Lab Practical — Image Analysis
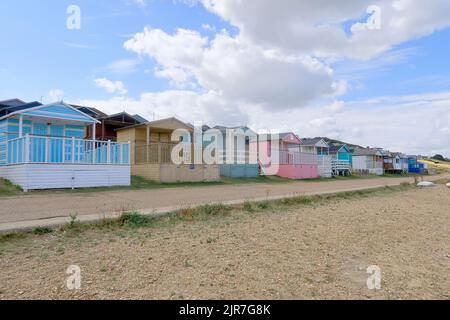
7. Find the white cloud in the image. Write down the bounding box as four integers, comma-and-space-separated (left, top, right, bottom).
48, 89, 64, 102
94, 78, 128, 95
124, 28, 340, 109
82, 0, 450, 156
202, 23, 216, 32
79, 89, 450, 157
130, 0, 147, 7
201, 0, 450, 60
105, 59, 141, 74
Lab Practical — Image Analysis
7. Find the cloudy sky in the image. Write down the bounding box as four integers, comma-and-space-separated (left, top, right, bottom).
0, 0, 449, 156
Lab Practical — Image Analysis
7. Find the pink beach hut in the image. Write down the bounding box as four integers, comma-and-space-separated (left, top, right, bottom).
257, 132, 319, 179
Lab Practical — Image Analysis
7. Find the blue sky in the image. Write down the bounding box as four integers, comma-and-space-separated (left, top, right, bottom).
0, 0, 449, 155
1, 0, 448, 102
0, 0, 221, 100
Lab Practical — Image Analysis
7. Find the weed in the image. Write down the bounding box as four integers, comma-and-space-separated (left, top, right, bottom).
194, 203, 232, 216
120, 213, 157, 228
32, 227, 53, 235
257, 201, 270, 210
68, 213, 79, 229
0, 232, 27, 243
243, 201, 254, 213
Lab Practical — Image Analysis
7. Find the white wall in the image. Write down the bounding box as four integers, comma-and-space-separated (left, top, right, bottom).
0, 164, 130, 191
353, 156, 384, 175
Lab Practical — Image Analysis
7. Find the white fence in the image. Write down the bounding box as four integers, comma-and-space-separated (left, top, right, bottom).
7, 134, 130, 165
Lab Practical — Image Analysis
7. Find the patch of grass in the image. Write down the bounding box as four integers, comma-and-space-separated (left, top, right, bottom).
120, 212, 157, 228
0, 232, 27, 243
256, 201, 270, 210
220, 175, 293, 185
32, 227, 53, 235
279, 195, 314, 206
243, 201, 255, 213
0, 179, 22, 196
0, 182, 417, 246
3, 175, 297, 198
193, 203, 233, 217
68, 213, 80, 229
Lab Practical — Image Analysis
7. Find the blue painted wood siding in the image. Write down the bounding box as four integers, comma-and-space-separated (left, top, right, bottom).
2, 119, 86, 165
21, 104, 97, 123
337, 151, 353, 165
0, 119, 7, 166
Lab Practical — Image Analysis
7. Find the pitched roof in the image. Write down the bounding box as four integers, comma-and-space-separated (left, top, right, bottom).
71, 104, 108, 119
132, 114, 148, 123
353, 148, 382, 156
212, 125, 257, 135
116, 117, 193, 132
329, 144, 349, 153
391, 152, 407, 158
380, 150, 393, 157
0, 101, 43, 116
259, 132, 301, 143
0, 98, 26, 108
300, 138, 328, 147
0, 101, 100, 123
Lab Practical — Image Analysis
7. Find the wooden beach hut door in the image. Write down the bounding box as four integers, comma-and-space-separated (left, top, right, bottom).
50, 125, 64, 163
32, 124, 47, 162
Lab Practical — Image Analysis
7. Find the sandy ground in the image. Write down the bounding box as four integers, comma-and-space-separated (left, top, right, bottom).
0, 184, 448, 300
0, 175, 447, 225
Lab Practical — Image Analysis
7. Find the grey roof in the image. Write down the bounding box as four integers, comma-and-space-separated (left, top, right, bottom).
0, 98, 26, 108
258, 132, 300, 142
300, 137, 324, 146
0, 101, 42, 116
329, 144, 346, 153
391, 152, 406, 158
353, 148, 381, 156
132, 114, 148, 123
380, 150, 393, 157
279, 132, 298, 140
71, 104, 108, 118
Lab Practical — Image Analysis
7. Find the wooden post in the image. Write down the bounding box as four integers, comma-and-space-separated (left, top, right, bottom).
24, 134, 30, 164
62, 137, 65, 163
158, 143, 162, 164
92, 123, 96, 164
107, 140, 111, 164
127, 141, 131, 164
72, 137, 75, 164
45, 137, 49, 163
18, 115, 23, 138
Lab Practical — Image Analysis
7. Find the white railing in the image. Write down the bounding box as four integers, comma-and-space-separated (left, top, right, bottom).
278, 150, 317, 165
7, 134, 130, 165
218, 150, 258, 165
332, 159, 351, 171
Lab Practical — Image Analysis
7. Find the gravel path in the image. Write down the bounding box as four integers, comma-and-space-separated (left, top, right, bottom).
1, 175, 447, 227
0, 184, 448, 300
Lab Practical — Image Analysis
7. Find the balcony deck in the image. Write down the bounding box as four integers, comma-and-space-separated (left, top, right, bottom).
0, 134, 131, 191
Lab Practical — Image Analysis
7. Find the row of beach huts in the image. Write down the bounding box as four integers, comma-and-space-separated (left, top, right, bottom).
0, 98, 427, 191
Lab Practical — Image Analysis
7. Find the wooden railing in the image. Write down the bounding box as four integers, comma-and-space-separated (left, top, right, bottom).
135, 143, 190, 164
6, 134, 130, 165
279, 150, 317, 165
331, 159, 351, 171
